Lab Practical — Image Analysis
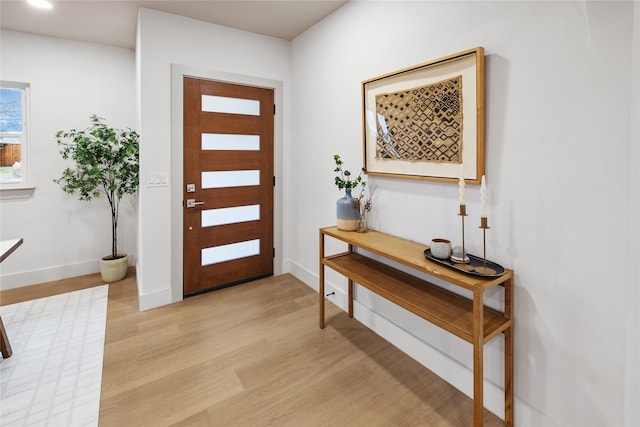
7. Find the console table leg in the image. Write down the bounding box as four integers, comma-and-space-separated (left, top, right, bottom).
504, 277, 514, 426
473, 288, 484, 427
504, 326, 514, 426
348, 279, 353, 318
319, 231, 325, 329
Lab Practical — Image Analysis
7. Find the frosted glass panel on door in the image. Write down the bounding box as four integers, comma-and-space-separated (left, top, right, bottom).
202, 170, 260, 189
202, 134, 260, 151
201, 239, 260, 266
202, 95, 260, 116
202, 205, 260, 227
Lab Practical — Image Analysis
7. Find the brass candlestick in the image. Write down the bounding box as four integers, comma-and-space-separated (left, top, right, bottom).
455, 204, 474, 271
475, 216, 496, 275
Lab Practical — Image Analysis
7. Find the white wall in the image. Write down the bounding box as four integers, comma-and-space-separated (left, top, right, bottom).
625, 3, 640, 426
289, 1, 637, 426
0, 31, 136, 289
136, 8, 291, 310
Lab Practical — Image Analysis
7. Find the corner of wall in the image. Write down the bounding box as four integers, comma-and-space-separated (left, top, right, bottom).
136, 265, 172, 312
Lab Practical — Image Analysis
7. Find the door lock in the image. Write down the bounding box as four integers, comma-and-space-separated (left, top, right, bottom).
186, 199, 205, 208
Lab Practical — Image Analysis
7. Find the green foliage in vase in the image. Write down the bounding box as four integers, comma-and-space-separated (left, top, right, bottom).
54, 115, 139, 260
333, 154, 365, 191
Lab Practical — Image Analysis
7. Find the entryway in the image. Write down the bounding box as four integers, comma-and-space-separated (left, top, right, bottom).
182, 77, 274, 295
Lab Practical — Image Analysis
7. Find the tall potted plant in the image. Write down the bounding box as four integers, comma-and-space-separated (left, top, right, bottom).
54, 115, 139, 282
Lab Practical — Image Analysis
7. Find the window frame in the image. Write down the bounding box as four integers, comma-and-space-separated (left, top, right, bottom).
0, 81, 33, 198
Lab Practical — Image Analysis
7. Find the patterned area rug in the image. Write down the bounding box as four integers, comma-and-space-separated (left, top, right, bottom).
0, 285, 108, 427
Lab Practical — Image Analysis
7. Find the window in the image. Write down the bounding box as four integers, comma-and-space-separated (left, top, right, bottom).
0, 81, 29, 185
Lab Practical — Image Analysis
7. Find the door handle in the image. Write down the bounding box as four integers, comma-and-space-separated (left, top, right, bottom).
186, 199, 205, 208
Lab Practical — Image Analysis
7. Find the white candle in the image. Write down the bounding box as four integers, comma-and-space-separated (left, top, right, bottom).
480, 175, 487, 218
458, 165, 466, 205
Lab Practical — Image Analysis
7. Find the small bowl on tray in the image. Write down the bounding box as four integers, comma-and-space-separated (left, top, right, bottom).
424, 249, 506, 277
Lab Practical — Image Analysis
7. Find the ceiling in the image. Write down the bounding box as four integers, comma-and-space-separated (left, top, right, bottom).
0, 0, 348, 49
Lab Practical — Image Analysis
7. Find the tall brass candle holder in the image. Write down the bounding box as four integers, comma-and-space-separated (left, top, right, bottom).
454, 204, 474, 271
475, 217, 496, 275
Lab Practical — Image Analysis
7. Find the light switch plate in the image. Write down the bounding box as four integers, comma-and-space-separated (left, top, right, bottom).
148, 172, 169, 187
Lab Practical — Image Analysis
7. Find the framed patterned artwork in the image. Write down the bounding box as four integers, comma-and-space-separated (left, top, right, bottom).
362, 47, 485, 184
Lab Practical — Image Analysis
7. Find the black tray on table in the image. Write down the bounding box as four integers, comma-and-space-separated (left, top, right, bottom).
424, 249, 506, 278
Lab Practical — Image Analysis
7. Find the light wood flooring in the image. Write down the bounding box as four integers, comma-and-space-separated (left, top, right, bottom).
1, 270, 503, 426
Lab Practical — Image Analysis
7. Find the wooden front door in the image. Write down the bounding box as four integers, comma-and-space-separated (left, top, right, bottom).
183, 77, 274, 296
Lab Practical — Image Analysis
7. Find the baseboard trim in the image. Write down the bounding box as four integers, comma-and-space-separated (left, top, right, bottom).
137, 264, 172, 311
283, 258, 318, 291
0, 255, 137, 290
1, 260, 99, 290
138, 288, 172, 311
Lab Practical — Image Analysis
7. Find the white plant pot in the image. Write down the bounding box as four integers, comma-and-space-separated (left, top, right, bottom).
100, 254, 129, 283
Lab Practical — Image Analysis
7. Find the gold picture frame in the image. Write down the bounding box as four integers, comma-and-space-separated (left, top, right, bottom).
362, 47, 485, 184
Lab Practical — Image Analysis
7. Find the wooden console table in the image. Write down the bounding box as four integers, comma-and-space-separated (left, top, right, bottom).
319, 227, 513, 426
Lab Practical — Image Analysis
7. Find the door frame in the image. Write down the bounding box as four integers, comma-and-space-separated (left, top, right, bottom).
170, 64, 283, 303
